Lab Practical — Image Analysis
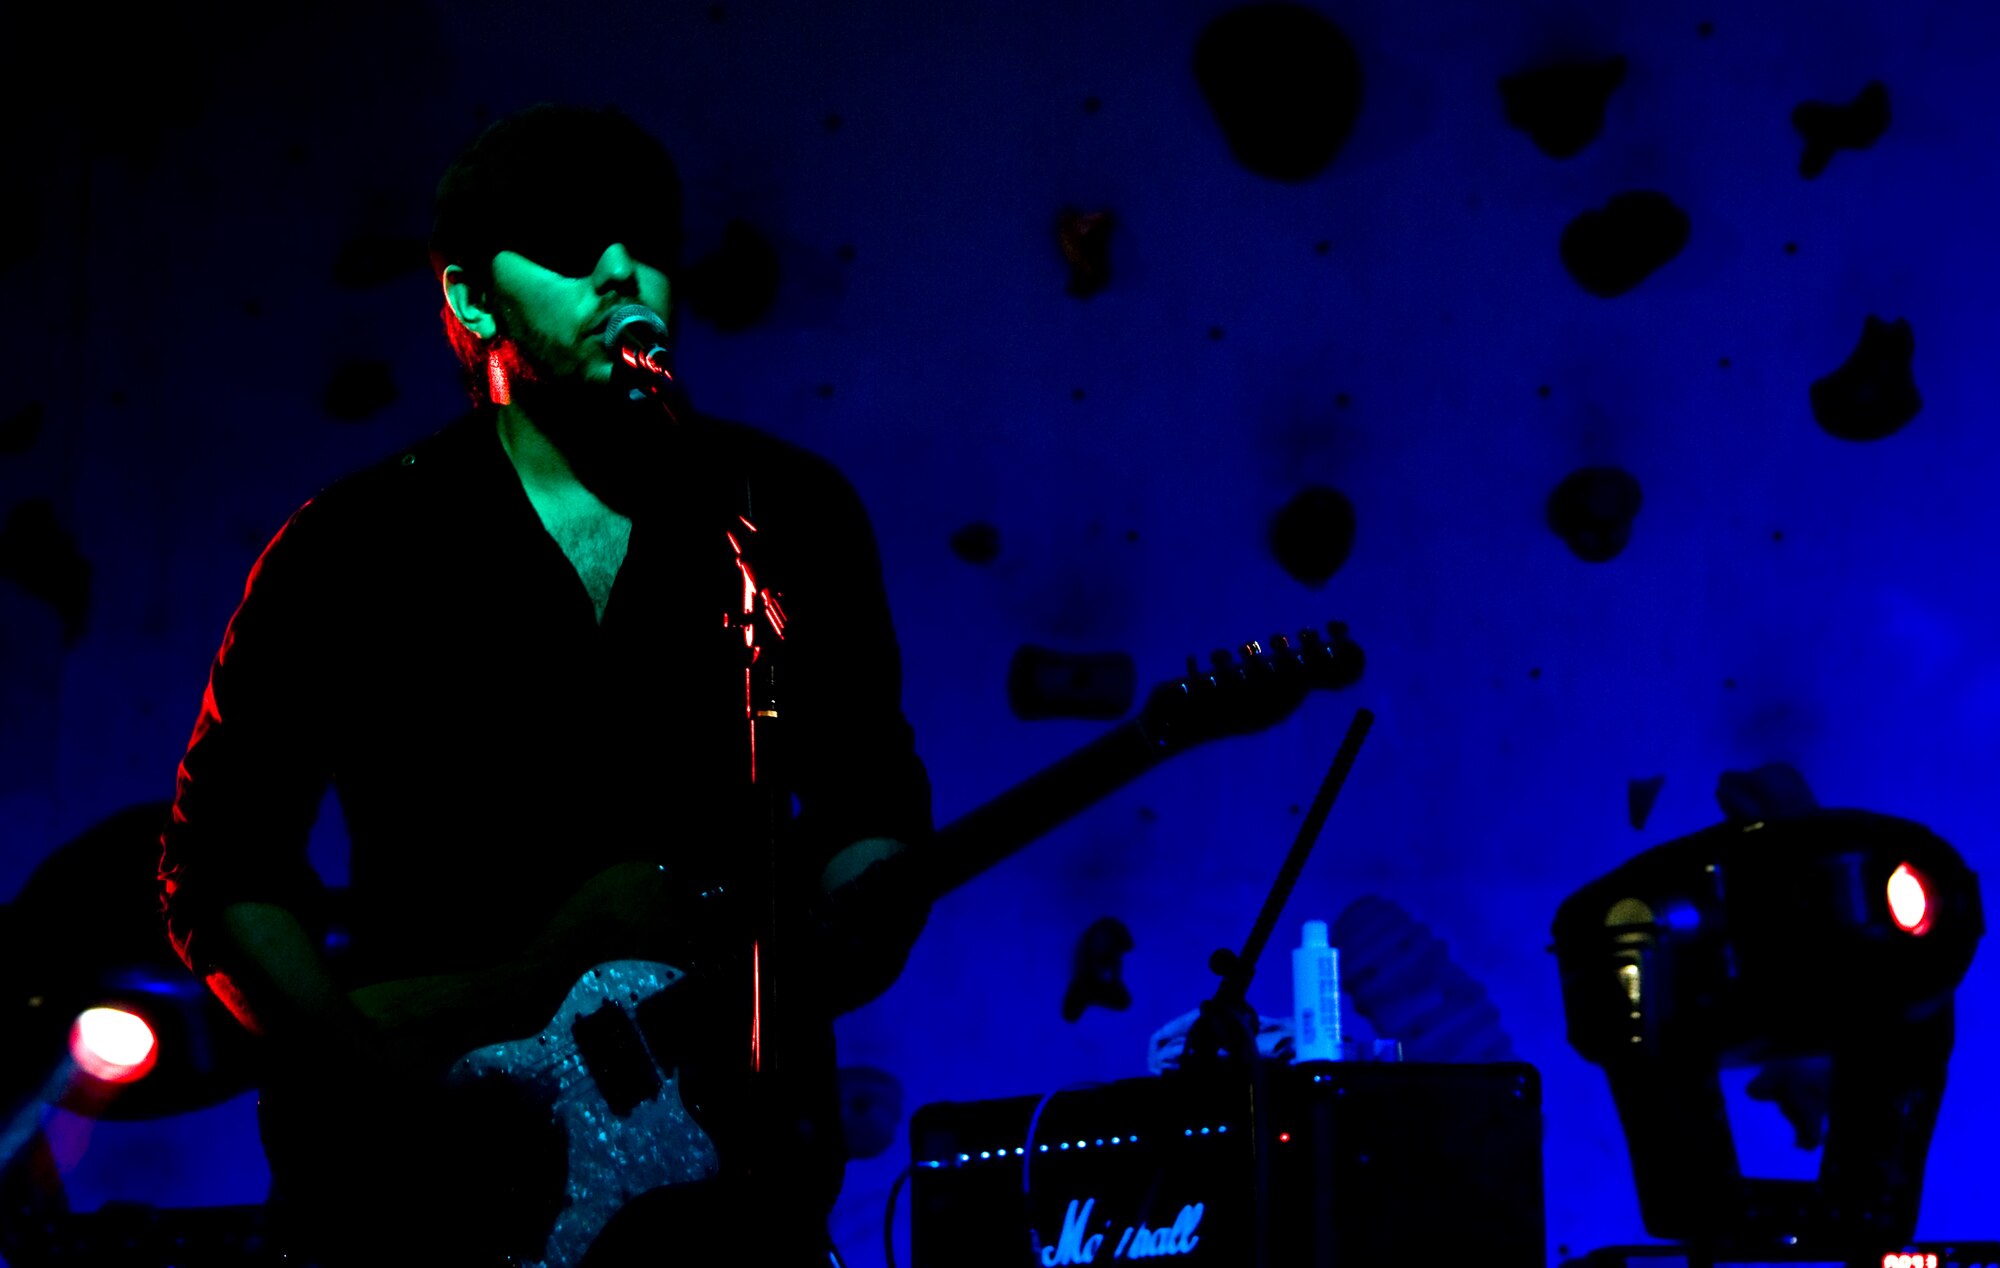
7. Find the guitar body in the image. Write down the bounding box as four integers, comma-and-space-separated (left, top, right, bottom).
447, 960, 719, 1268
264, 946, 837, 1267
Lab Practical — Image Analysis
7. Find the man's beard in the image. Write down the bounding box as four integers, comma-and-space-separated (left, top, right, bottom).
489, 302, 672, 511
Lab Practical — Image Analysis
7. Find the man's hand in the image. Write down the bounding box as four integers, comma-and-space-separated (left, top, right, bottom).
815, 837, 930, 1012
820, 837, 911, 895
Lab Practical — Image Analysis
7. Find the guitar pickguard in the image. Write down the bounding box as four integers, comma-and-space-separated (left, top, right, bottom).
449, 960, 720, 1268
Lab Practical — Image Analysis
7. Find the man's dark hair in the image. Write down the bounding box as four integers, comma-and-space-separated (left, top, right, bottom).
430, 103, 684, 403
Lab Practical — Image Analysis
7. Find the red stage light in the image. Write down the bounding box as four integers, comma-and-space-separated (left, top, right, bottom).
69, 1007, 158, 1083
1887, 862, 1931, 935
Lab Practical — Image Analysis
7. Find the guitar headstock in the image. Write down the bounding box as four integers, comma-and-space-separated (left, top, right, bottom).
1135, 621, 1364, 752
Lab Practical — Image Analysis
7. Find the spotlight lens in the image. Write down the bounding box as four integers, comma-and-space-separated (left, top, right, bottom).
69, 1007, 157, 1083
1888, 863, 1931, 935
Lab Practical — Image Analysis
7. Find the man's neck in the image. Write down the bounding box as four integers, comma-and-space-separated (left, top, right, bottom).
492, 384, 675, 519
495, 403, 584, 502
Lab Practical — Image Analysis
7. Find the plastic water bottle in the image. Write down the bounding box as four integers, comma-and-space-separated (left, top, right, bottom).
1292, 919, 1341, 1062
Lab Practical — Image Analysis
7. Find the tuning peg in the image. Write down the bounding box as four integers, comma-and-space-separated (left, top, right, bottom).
1272, 633, 1291, 649
1240, 640, 1263, 658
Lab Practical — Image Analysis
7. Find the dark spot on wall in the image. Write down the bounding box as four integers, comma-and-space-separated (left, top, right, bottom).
1083, 96, 1102, 114
1792, 81, 1889, 179
835, 1066, 902, 1161
683, 220, 780, 332
1529, 666, 1542, 680
0, 403, 44, 454
1498, 56, 1626, 159
1194, 3, 1363, 182
1810, 315, 1920, 441
816, 383, 835, 399
836, 244, 856, 263
1334, 895, 1516, 1062
1772, 529, 1784, 542
332, 233, 428, 289
1547, 466, 1642, 562
1334, 392, 1351, 409
0, 499, 91, 645
949, 522, 1000, 565
1124, 528, 1140, 543
324, 359, 398, 421
1071, 387, 1087, 402
1314, 239, 1332, 255
1269, 485, 1356, 587
1628, 775, 1666, 830
1697, 20, 1715, 37
1723, 677, 1737, 689
1208, 325, 1225, 341
823, 112, 843, 132
1716, 762, 1818, 823
244, 299, 264, 317
1008, 646, 1137, 721
1718, 356, 1731, 368
705, 3, 725, 20
1560, 192, 1689, 298
1057, 208, 1114, 298
1537, 383, 1552, 398
1062, 917, 1135, 1021
1138, 805, 1158, 822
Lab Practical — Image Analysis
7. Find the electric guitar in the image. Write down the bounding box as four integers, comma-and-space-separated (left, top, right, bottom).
309, 623, 1365, 1266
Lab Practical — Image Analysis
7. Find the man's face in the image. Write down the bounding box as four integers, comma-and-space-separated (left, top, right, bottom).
486, 242, 672, 391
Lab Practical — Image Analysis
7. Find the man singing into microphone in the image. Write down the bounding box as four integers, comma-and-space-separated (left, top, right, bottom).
157, 103, 933, 1265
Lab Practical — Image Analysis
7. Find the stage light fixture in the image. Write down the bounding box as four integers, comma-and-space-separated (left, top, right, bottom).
1888, 862, 1930, 935
1, 803, 258, 1129
1553, 809, 1982, 1254
68, 1007, 158, 1084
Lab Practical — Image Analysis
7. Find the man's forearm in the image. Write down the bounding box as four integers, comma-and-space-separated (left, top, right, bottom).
202, 901, 367, 1050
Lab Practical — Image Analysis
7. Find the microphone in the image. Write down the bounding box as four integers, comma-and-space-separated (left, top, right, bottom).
600, 304, 685, 419
600, 304, 676, 393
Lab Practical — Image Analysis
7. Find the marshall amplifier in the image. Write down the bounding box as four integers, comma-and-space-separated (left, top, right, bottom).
909, 1061, 1543, 1266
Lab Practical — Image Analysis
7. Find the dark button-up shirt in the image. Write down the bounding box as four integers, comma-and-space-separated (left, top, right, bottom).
159, 409, 931, 988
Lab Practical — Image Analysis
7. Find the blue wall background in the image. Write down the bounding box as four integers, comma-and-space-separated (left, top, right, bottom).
3, 0, 1998, 1261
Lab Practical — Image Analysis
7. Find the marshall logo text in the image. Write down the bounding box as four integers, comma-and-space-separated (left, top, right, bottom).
1037, 1197, 1206, 1265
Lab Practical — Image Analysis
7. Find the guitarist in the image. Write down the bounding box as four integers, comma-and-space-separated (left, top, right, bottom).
156, 104, 934, 1265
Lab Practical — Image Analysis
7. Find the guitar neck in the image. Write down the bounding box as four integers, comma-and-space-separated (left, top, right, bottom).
918, 720, 1168, 900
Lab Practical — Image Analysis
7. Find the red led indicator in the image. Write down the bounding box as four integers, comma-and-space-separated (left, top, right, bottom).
69, 1007, 157, 1083
1887, 863, 1931, 935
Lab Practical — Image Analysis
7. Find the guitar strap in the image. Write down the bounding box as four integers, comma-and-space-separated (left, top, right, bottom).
718, 464, 810, 1185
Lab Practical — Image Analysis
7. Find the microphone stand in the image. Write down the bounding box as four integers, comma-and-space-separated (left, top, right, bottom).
1176, 707, 1373, 1268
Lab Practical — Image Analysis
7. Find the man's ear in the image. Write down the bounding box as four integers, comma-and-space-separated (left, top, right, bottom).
442, 265, 498, 340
